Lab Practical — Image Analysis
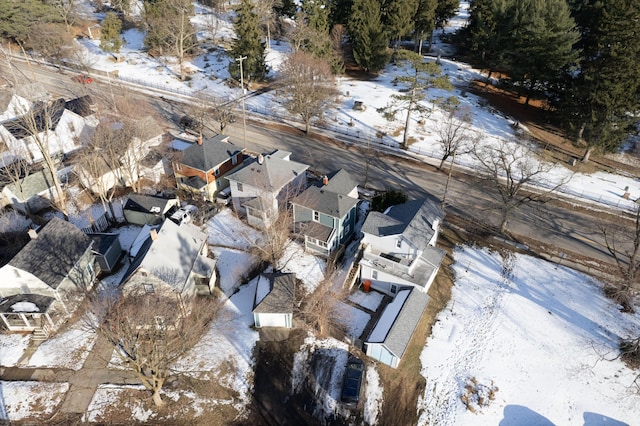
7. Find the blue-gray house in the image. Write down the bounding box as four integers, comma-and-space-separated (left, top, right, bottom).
291, 169, 359, 257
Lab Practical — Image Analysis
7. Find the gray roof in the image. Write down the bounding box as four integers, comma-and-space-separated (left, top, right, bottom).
299, 220, 334, 242
87, 233, 119, 256
225, 151, 309, 193
4, 168, 56, 200
124, 193, 178, 214
121, 219, 211, 292
9, 218, 93, 289
362, 198, 443, 249
292, 185, 358, 219
372, 289, 429, 359
323, 169, 358, 195
180, 134, 243, 172
253, 273, 296, 314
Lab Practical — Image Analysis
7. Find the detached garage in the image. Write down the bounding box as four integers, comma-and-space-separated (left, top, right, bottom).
253, 273, 296, 329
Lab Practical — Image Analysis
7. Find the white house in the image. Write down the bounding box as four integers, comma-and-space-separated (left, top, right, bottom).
253, 273, 296, 329
120, 219, 216, 313
359, 198, 446, 297
0, 218, 97, 338
225, 150, 309, 228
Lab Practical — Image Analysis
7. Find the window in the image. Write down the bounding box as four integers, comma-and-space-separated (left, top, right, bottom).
313, 211, 319, 222
144, 284, 155, 294
344, 223, 351, 237
316, 239, 327, 248
237, 182, 243, 192
396, 239, 402, 249
390, 284, 398, 294
175, 163, 182, 172
214, 168, 220, 176
372, 270, 378, 279
232, 154, 238, 165
85, 262, 94, 278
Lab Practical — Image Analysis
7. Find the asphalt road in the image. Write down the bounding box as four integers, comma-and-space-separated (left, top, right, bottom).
3, 58, 634, 270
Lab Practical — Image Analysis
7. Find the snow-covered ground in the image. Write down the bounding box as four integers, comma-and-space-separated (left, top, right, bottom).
0, 381, 69, 421
51, 0, 640, 218
417, 246, 640, 425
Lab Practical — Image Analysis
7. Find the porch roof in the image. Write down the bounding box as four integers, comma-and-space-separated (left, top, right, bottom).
0, 294, 56, 314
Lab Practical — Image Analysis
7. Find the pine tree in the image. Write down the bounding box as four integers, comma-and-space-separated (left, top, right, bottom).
100, 12, 123, 53
434, 0, 459, 31
382, 0, 418, 47
348, 0, 390, 73
507, 0, 579, 105
414, 0, 437, 54
229, 0, 268, 82
556, 0, 640, 161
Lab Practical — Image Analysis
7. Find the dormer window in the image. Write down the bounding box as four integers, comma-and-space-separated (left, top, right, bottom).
313, 211, 319, 222
237, 182, 243, 192
396, 239, 402, 249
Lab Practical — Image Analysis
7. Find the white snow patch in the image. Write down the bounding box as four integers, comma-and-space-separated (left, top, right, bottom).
0, 381, 69, 421
278, 241, 325, 294
348, 289, 385, 311
364, 364, 383, 425
335, 301, 370, 339
0, 333, 30, 367
10, 302, 39, 312
26, 318, 97, 370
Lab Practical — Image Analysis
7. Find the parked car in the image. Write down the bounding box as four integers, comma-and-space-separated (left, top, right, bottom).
341, 356, 364, 408
168, 205, 196, 225
73, 74, 93, 84
215, 186, 232, 206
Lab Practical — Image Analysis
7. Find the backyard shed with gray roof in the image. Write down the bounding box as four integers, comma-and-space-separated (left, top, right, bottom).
253, 273, 296, 328
364, 288, 429, 368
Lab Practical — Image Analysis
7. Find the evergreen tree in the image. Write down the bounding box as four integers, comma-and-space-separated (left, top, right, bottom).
382, 0, 418, 47
275, 0, 297, 18
229, 0, 268, 82
348, 0, 390, 72
298, 0, 334, 60
556, 0, 640, 161
434, 0, 459, 31
414, 0, 437, 54
0, 0, 58, 43
100, 12, 123, 54
329, 0, 353, 25
507, 0, 579, 105
302, 0, 330, 33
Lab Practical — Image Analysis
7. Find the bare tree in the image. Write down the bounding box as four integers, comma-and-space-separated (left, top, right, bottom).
89, 293, 217, 407
278, 51, 338, 134
51, 0, 79, 32
600, 204, 640, 310
12, 98, 70, 218
254, 0, 281, 48
0, 149, 34, 215
24, 23, 75, 70
472, 138, 568, 234
211, 96, 237, 134
298, 270, 348, 338
434, 106, 475, 171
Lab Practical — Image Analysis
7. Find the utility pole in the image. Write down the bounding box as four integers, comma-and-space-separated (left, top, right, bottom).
236, 56, 248, 149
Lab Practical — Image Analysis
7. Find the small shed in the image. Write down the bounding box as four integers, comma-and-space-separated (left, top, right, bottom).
123, 193, 180, 225
364, 288, 429, 368
253, 273, 296, 329
87, 232, 123, 273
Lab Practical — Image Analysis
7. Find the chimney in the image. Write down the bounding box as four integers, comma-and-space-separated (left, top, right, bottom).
150, 229, 158, 241
322, 175, 329, 186
197, 135, 203, 145
257, 154, 264, 165
28, 229, 38, 240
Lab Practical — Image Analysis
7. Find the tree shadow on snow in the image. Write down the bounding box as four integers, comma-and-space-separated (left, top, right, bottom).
499, 405, 555, 426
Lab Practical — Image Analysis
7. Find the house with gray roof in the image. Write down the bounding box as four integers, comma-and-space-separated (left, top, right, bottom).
0, 218, 97, 337
120, 219, 216, 313
0, 167, 63, 214
225, 150, 309, 228
359, 197, 445, 297
253, 272, 296, 328
291, 169, 359, 257
173, 134, 246, 201
364, 288, 428, 368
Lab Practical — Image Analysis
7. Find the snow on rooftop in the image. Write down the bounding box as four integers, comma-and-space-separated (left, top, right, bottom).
10, 302, 39, 312
417, 246, 640, 425
254, 274, 271, 307
367, 289, 411, 343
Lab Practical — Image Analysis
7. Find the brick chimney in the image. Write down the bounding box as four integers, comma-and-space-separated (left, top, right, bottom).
197, 135, 203, 145
150, 229, 158, 241
322, 175, 329, 186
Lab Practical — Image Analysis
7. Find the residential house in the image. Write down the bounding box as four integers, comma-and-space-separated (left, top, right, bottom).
359, 198, 445, 297
75, 116, 165, 193
291, 169, 359, 257
123, 193, 180, 226
253, 272, 296, 329
0, 92, 30, 122
0, 167, 64, 214
87, 232, 123, 274
357, 197, 446, 368
225, 150, 309, 228
363, 288, 428, 369
120, 219, 216, 312
173, 134, 245, 201
0, 218, 96, 337
0, 97, 97, 165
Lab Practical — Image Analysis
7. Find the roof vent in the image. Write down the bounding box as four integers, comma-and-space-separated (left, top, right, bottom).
28, 229, 38, 240
257, 154, 264, 165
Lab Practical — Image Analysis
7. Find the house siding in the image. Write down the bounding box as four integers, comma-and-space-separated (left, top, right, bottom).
365, 343, 399, 368
254, 312, 292, 328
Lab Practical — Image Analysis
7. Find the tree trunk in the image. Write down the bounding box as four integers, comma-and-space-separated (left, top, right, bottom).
581, 145, 593, 163
438, 154, 448, 171
499, 214, 508, 234
403, 92, 415, 149
152, 388, 164, 407
304, 119, 310, 134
